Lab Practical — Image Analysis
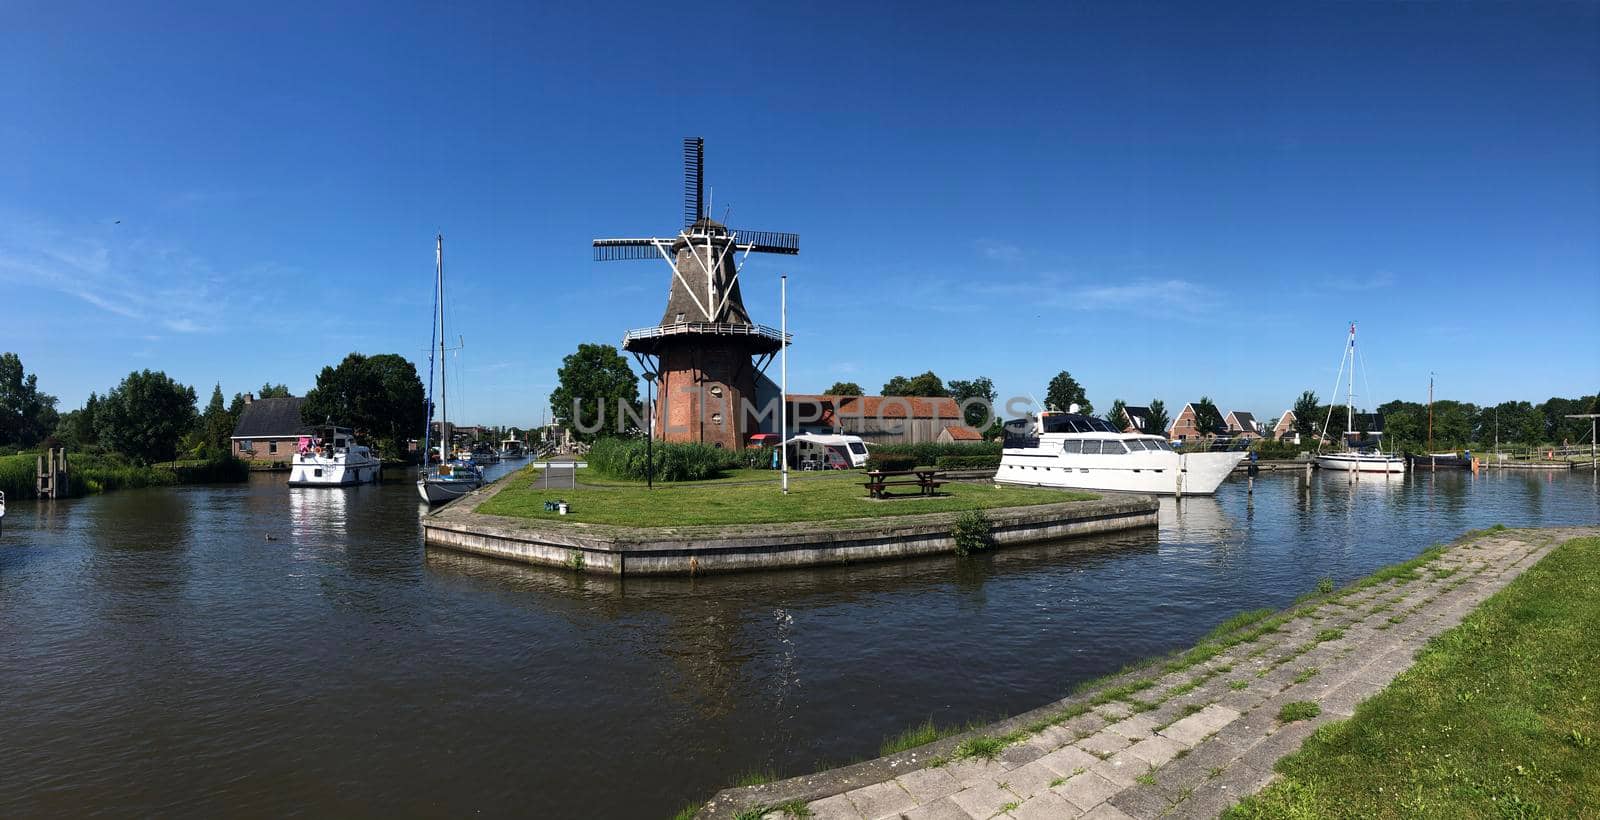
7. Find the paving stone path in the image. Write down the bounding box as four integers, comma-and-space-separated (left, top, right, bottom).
711, 526, 1598, 820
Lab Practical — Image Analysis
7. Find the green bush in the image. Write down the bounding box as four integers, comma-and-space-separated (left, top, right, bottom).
935, 454, 1002, 470
586, 437, 739, 482
1251, 439, 1313, 460
869, 441, 1000, 464
1, 452, 247, 498
951, 509, 994, 557
866, 453, 919, 472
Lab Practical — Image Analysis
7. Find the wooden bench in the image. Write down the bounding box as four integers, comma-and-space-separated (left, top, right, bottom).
863, 468, 946, 499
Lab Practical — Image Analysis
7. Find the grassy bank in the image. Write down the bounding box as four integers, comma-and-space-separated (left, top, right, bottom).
1229, 535, 1600, 818
477, 466, 1093, 527
0, 452, 249, 499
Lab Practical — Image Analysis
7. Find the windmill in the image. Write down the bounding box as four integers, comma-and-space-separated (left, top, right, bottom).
594, 138, 798, 449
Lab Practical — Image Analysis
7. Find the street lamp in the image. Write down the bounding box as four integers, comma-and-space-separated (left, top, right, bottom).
643, 371, 657, 490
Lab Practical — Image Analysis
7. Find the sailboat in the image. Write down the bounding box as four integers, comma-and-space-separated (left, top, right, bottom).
1406, 373, 1472, 470
418, 234, 485, 504
1315, 322, 1407, 474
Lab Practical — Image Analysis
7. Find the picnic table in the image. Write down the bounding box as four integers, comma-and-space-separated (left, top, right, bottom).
863, 468, 947, 499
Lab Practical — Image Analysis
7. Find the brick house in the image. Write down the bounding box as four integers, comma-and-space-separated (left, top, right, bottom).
1272, 410, 1299, 443
231, 395, 307, 469
1122, 405, 1154, 434
786, 395, 968, 444
1224, 411, 1263, 440
1168, 403, 1201, 441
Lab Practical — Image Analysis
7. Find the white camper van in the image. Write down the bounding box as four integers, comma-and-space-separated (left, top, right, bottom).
784, 433, 869, 470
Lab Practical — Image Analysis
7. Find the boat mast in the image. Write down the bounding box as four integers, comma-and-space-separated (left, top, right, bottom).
1427, 373, 1434, 453
1346, 322, 1355, 449
437, 234, 449, 465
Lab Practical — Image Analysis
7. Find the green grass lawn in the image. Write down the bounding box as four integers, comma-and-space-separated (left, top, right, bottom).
1228, 535, 1600, 819
476, 466, 1094, 527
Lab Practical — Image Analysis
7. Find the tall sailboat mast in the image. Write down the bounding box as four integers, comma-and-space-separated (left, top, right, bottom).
1346, 322, 1356, 443
1427, 373, 1434, 453
437, 234, 449, 464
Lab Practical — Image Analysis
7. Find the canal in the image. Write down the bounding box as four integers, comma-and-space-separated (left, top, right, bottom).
1, 466, 1596, 818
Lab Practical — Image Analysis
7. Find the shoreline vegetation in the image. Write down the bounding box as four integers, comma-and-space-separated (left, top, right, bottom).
0, 452, 248, 500
685, 524, 1587, 819
476, 464, 1095, 528
1228, 532, 1600, 818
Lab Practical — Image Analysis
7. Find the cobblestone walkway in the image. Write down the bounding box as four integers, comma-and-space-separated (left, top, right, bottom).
727, 526, 1597, 820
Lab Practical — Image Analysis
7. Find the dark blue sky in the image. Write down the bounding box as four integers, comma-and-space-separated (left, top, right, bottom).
4, 1, 1596, 425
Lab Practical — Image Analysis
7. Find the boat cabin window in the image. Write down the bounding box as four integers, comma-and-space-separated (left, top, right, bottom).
1062, 440, 1082, 454
1103, 440, 1128, 454
1041, 414, 1117, 434
1080, 440, 1102, 455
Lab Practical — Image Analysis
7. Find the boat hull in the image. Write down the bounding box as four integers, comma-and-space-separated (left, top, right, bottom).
418, 477, 483, 504
1405, 453, 1473, 470
995, 450, 1245, 495
287, 455, 383, 487
1316, 453, 1407, 474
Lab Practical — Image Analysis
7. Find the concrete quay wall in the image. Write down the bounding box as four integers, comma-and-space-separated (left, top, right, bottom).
421, 481, 1158, 577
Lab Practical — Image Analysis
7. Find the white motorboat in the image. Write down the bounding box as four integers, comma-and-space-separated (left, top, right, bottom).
287, 424, 381, 487
1314, 322, 1407, 475
995, 408, 1246, 495
418, 234, 485, 504
499, 438, 527, 459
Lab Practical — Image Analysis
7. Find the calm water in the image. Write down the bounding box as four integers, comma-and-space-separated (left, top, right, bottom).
1, 466, 1596, 818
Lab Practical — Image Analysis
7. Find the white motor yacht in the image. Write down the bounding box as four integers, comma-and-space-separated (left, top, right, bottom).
288, 424, 382, 487
995, 408, 1246, 495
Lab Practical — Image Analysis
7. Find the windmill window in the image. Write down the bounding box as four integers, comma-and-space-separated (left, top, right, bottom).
711, 413, 723, 425
709, 385, 723, 398
676, 313, 686, 323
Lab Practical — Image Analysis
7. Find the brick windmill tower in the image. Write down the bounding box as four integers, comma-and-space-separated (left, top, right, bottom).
594, 138, 798, 449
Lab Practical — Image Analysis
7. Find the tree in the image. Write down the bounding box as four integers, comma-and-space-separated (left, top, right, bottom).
948, 376, 998, 428
197, 384, 234, 458
549, 343, 639, 443
882, 371, 948, 397
257, 382, 292, 399
824, 381, 864, 396
1193, 396, 1225, 436
54, 393, 102, 452
1292, 391, 1320, 438
1045, 371, 1092, 414
0, 352, 59, 449
1105, 399, 1129, 431
301, 353, 426, 458
1146, 399, 1171, 437
96, 370, 198, 464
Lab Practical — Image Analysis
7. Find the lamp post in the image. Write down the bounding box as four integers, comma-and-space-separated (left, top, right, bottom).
780, 274, 789, 495
643, 371, 657, 490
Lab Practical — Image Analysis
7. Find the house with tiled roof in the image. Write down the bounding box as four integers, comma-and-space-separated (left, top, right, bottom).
1169, 403, 1201, 441
230, 394, 308, 468
1225, 411, 1263, 440
1121, 405, 1154, 434
937, 424, 985, 443
785, 394, 969, 444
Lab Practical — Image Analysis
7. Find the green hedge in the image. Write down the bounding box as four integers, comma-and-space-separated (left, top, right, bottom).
866, 453, 921, 472
868, 441, 1000, 463
935, 454, 1002, 470
586, 437, 740, 482
1251, 439, 1314, 460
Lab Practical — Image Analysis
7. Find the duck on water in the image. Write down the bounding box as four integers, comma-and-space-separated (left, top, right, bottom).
995, 406, 1246, 495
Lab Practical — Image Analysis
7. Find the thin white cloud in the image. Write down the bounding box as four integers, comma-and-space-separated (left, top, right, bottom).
976, 239, 1023, 263
0, 219, 254, 334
